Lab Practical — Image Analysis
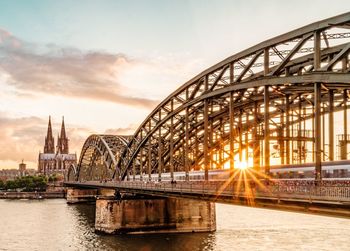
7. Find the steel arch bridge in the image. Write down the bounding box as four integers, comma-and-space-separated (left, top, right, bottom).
68, 135, 131, 181
70, 13, 350, 183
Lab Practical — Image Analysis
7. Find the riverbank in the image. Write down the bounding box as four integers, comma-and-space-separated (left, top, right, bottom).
0, 191, 65, 199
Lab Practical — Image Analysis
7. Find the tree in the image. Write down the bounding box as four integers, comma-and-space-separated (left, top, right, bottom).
5, 180, 16, 190
3, 176, 48, 191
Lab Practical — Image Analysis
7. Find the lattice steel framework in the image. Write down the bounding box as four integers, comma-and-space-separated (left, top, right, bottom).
72, 13, 350, 183
66, 164, 77, 181
114, 13, 350, 183
71, 135, 131, 181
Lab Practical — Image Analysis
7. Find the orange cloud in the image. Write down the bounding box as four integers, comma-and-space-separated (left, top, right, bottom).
0, 28, 159, 108
104, 124, 138, 135
0, 112, 141, 169
0, 113, 94, 169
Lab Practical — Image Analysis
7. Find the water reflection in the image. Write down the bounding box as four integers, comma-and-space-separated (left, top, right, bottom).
69, 202, 215, 251
0, 199, 349, 251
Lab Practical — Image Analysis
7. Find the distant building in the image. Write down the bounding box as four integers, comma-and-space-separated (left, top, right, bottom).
0, 169, 21, 181
19, 160, 26, 177
0, 160, 36, 181
38, 116, 77, 176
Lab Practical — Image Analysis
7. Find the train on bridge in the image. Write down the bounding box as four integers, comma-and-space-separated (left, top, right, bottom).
133, 160, 350, 182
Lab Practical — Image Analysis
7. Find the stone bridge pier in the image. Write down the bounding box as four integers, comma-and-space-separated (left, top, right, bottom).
66, 187, 97, 203
66, 187, 115, 203
66, 188, 216, 234
95, 195, 216, 234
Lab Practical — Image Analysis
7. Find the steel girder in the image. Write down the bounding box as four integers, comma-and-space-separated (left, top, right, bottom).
66, 164, 77, 181
114, 13, 350, 182
75, 135, 131, 181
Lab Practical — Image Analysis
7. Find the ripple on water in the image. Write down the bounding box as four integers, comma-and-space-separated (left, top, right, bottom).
0, 200, 349, 251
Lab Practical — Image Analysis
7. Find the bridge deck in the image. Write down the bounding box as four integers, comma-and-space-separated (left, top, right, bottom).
65, 181, 350, 207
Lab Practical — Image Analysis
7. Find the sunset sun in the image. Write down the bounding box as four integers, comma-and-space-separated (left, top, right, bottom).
235, 160, 249, 170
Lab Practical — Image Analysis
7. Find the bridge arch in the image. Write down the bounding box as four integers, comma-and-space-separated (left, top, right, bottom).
75, 135, 130, 182
66, 164, 77, 181
115, 12, 350, 182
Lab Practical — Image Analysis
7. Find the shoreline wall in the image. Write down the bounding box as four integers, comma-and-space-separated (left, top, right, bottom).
0, 191, 65, 199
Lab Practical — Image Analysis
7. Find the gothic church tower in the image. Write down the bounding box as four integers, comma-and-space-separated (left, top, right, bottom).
44, 116, 55, 153
38, 116, 76, 175
57, 117, 69, 154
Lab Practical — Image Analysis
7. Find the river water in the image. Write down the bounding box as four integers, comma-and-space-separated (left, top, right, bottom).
0, 199, 349, 251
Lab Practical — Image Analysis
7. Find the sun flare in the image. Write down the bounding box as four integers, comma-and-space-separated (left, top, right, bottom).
235, 160, 249, 170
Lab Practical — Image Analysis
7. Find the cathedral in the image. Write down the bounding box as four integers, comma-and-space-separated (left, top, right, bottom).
38, 116, 77, 176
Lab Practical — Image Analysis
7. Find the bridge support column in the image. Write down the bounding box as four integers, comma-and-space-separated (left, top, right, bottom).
314, 82, 322, 182
95, 196, 216, 234
98, 188, 116, 196
66, 188, 97, 204
264, 85, 270, 174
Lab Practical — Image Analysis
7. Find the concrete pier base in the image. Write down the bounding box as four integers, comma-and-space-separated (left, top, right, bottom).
66, 188, 97, 204
97, 189, 116, 197
95, 196, 216, 234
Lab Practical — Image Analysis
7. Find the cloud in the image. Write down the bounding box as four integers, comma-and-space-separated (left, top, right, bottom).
0, 113, 139, 169
0, 114, 47, 166
104, 124, 138, 135
0, 28, 159, 108
0, 113, 94, 169
0, 29, 206, 169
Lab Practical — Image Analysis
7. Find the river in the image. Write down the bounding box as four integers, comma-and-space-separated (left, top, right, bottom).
0, 199, 349, 251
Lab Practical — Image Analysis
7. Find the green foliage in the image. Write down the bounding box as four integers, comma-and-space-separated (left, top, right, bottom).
0, 180, 4, 189
3, 176, 48, 191
48, 174, 59, 183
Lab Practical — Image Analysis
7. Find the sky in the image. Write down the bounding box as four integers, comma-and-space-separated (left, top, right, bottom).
0, 0, 349, 169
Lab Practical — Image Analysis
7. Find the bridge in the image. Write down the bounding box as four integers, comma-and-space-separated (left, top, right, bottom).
65, 13, 350, 234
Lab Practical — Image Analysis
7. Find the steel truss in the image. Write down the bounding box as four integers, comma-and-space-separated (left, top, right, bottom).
71, 135, 130, 181
72, 13, 350, 183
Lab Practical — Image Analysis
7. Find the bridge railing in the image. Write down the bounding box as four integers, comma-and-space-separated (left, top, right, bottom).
100, 180, 350, 202
269, 184, 350, 200
68, 179, 350, 202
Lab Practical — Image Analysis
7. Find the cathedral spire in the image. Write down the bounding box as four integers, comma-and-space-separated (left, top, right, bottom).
47, 116, 53, 137
58, 116, 69, 154
56, 133, 60, 154
60, 116, 67, 140
44, 116, 55, 153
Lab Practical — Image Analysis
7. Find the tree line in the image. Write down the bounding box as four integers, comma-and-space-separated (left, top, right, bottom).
0, 175, 58, 191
